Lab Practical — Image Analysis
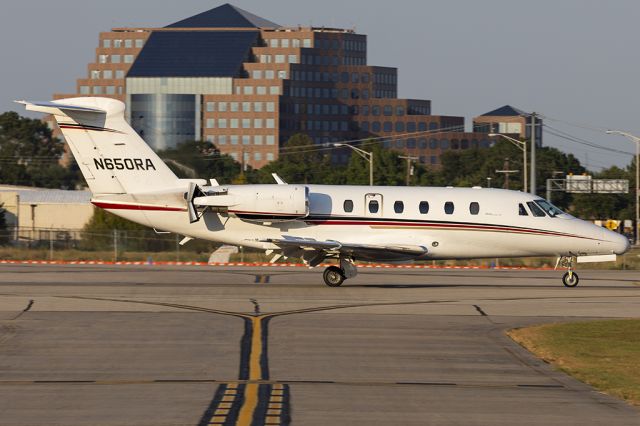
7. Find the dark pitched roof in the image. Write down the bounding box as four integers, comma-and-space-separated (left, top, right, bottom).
481, 105, 528, 117
165, 3, 279, 29
127, 31, 259, 78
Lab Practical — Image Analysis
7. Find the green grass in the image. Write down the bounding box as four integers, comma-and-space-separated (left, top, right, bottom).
508, 319, 640, 406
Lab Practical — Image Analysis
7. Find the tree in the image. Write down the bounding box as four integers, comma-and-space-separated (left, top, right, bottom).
0, 203, 9, 246
0, 112, 81, 189
258, 134, 335, 184
156, 140, 243, 184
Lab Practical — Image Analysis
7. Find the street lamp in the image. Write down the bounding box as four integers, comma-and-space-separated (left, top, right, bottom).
605, 130, 640, 246
489, 133, 528, 192
333, 143, 374, 186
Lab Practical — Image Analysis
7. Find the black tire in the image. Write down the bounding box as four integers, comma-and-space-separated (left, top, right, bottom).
562, 271, 579, 287
323, 266, 345, 287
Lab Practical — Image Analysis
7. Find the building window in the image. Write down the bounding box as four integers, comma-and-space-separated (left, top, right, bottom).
124, 39, 133, 48
260, 55, 272, 63
242, 119, 251, 129
270, 39, 279, 48
267, 153, 275, 161
230, 102, 239, 112
394, 201, 404, 214
469, 202, 480, 215
231, 135, 239, 145
252, 70, 262, 79
79, 86, 90, 94
254, 102, 263, 112
92, 86, 102, 94
206, 102, 215, 112
266, 135, 275, 145
265, 70, 275, 79
270, 86, 280, 95
230, 119, 239, 129
111, 55, 121, 63
407, 122, 416, 132
124, 55, 134, 63
288, 55, 298, 64
292, 39, 300, 47
243, 86, 254, 95
303, 39, 312, 48
105, 86, 115, 95
115, 70, 125, 79
218, 119, 227, 128
266, 119, 275, 128
419, 201, 429, 214
343, 200, 354, 213
113, 39, 122, 48
372, 106, 380, 116
372, 121, 381, 132
383, 105, 393, 116
230, 152, 238, 160
396, 106, 405, 116
242, 135, 251, 145
99, 55, 108, 64
383, 122, 392, 132
444, 202, 455, 214
257, 86, 267, 95
254, 119, 263, 128
135, 39, 144, 48
206, 119, 215, 129
278, 70, 288, 79
254, 152, 262, 161
440, 139, 449, 149
103, 70, 113, 79
266, 102, 275, 112
254, 135, 263, 145
218, 135, 227, 145
395, 122, 405, 132
275, 55, 285, 63
217, 102, 227, 112
102, 39, 111, 48
91, 70, 100, 79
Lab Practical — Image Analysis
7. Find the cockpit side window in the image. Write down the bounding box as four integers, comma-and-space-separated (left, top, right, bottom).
526, 201, 546, 217
518, 203, 528, 216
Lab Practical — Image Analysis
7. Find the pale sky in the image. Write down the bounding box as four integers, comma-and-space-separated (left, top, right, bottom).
1, 0, 638, 171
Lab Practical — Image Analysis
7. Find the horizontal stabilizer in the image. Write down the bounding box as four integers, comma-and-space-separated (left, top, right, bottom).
15, 100, 106, 117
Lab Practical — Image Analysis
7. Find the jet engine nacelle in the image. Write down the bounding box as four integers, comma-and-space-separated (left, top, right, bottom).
190, 184, 309, 223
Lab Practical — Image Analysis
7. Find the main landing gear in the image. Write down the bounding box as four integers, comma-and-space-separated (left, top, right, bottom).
322, 257, 358, 287
557, 256, 579, 287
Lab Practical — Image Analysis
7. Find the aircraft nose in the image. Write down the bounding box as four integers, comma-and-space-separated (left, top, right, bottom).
603, 228, 631, 255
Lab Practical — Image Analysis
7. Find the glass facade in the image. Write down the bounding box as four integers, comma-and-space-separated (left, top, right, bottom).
130, 94, 196, 151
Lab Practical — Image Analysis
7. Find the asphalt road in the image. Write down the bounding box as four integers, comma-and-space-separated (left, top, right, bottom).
0, 264, 638, 425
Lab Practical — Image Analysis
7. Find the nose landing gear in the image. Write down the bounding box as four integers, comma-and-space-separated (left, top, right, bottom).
557, 256, 579, 287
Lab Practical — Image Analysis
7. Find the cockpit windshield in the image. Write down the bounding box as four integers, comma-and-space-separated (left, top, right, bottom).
534, 199, 565, 217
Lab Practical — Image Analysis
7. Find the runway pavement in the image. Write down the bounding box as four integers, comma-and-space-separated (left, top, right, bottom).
0, 264, 638, 425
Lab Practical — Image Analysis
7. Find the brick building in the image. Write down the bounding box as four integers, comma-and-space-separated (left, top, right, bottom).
54, 3, 495, 168
473, 105, 543, 147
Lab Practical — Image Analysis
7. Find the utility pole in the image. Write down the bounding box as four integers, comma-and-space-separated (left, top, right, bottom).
399, 155, 418, 186
530, 112, 537, 195
495, 158, 519, 190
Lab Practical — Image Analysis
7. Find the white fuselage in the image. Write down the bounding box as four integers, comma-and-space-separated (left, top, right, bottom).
93, 184, 630, 261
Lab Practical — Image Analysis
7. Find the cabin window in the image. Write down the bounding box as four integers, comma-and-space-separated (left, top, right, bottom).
535, 199, 564, 217
444, 202, 455, 214
368, 200, 379, 214
519, 203, 529, 216
469, 202, 479, 215
526, 201, 546, 217
394, 201, 404, 214
343, 200, 354, 213
419, 201, 429, 214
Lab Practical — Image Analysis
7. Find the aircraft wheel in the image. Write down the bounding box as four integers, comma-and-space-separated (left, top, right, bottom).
323, 266, 345, 287
562, 271, 579, 287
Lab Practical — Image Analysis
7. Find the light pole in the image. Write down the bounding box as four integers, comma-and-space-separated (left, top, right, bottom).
333, 143, 374, 186
489, 133, 528, 192
606, 130, 640, 246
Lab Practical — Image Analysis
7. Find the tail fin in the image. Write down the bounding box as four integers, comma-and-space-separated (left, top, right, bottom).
17, 97, 179, 195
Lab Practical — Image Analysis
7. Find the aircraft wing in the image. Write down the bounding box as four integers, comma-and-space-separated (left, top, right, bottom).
261, 237, 428, 266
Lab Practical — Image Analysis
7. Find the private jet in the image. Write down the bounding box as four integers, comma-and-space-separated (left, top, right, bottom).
18, 98, 631, 287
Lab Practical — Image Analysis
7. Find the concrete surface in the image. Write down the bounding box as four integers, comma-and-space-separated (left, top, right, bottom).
0, 264, 638, 425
